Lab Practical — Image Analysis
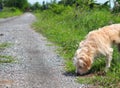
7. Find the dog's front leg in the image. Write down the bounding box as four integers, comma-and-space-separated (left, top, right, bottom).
105, 48, 113, 72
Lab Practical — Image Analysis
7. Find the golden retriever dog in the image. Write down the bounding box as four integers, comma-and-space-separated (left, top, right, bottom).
73, 24, 120, 75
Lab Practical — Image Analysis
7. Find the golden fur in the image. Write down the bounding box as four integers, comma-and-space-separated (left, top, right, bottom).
73, 24, 120, 75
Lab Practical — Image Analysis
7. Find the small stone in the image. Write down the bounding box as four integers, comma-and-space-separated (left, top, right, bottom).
0, 33, 4, 36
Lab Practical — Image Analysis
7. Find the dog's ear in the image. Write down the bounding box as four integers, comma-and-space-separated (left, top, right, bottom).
77, 59, 84, 68
82, 57, 91, 70
77, 57, 84, 66
87, 58, 91, 69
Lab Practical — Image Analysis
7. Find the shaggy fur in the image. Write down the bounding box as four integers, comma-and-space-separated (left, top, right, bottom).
73, 24, 120, 75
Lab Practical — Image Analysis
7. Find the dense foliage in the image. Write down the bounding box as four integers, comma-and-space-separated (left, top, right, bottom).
0, 0, 29, 11
0, 7, 22, 18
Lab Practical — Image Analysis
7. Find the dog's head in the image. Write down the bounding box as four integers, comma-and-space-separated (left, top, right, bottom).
73, 49, 92, 75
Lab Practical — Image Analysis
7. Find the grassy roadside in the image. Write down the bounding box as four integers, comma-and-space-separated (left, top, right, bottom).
0, 7, 21, 63
33, 8, 120, 87
0, 7, 22, 18
0, 43, 14, 63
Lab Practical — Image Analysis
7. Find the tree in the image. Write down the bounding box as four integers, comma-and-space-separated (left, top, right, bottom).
31, 2, 41, 11
112, 0, 120, 13
3, 0, 29, 11
60, 0, 76, 6
75, 0, 95, 9
0, 0, 3, 10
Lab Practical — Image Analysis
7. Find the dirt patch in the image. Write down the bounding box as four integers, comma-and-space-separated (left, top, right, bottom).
0, 80, 14, 85
79, 71, 106, 78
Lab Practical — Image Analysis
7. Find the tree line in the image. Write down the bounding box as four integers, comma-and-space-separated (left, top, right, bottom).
0, 0, 120, 12
31, 0, 120, 13
0, 0, 29, 11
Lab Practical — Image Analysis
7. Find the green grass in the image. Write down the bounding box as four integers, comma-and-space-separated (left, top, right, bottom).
0, 55, 15, 63
0, 7, 22, 18
0, 42, 11, 50
33, 8, 120, 87
0, 42, 15, 63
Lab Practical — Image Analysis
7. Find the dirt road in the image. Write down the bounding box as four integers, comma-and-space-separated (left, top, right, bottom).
0, 13, 85, 88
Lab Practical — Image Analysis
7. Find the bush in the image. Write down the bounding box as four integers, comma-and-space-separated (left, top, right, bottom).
50, 4, 65, 14
0, 7, 22, 18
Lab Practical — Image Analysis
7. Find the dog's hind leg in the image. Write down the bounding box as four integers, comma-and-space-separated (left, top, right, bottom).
105, 48, 113, 72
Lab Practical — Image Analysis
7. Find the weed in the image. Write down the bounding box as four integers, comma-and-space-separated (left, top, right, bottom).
0, 42, 11, 50
0, 55, 15, 63
0, 42, 15, 63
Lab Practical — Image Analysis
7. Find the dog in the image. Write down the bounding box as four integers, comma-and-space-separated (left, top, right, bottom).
73, 24, 120, 75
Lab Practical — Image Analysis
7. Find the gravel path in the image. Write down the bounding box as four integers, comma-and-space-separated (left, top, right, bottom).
0, 13, 87, 88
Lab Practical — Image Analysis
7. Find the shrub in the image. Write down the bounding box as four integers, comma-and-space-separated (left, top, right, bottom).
50, 4, 65, 14
0, 7, 22, 18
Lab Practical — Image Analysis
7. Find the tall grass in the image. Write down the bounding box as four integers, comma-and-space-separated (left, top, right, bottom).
0, 7, 22, 18
33, 7, 120, 87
